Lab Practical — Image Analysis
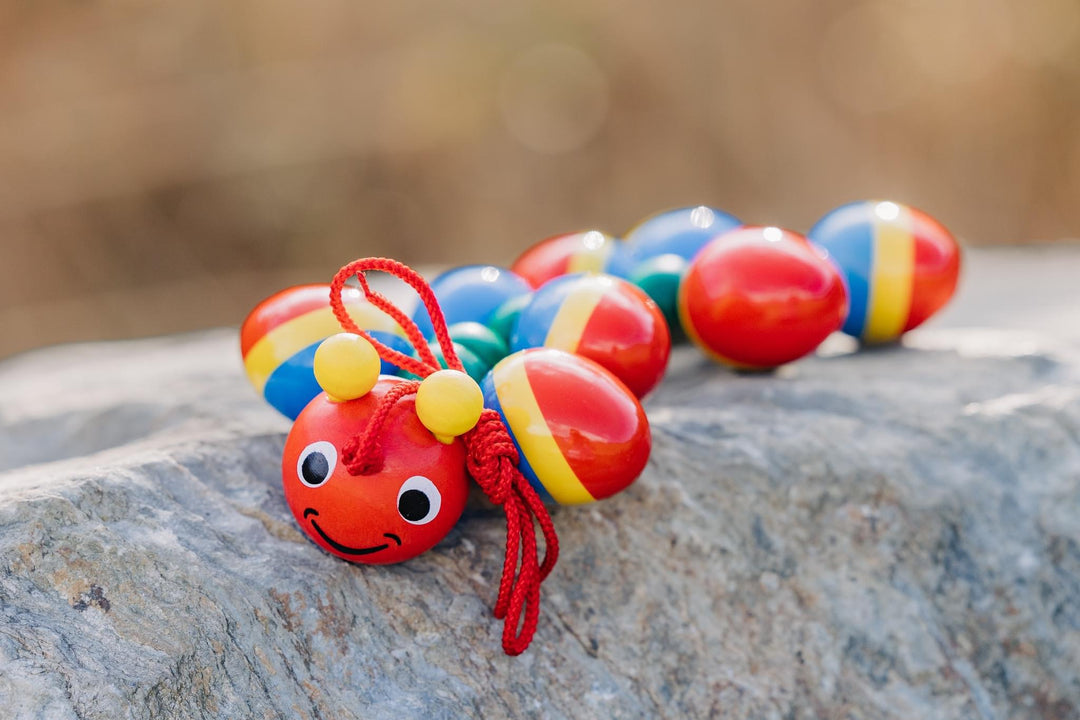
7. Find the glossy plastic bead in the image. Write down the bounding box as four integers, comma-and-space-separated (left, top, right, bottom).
624, 205, 742, 263
679, 226, 848, 369
512, 273, 670, 398
511, 230, 633, 288
447, 322, 509, 368
486, 294, 532, 345
412, 265, 533, 339
627, 253, 688, 342
313, 333, 381, 401
283, 377, 469, 564
481, 348, 651, 505
415, 369, 484, 443
808, 200, 961, 344
241, 284, 412, 419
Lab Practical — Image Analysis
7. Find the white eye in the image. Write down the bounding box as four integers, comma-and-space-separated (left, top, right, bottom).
396, 476, 442, 525
297, 441, 337, 488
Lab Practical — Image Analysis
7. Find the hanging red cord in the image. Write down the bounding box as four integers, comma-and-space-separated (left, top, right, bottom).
328, 258, 559, 656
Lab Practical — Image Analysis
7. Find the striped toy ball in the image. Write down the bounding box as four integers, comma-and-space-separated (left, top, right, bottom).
511, 230, 633, 288
808, 200, 961, 343
511, 273, 671, 398
241, 284, 411, 419
624, 205, 742, 264
482, 348, 651, 505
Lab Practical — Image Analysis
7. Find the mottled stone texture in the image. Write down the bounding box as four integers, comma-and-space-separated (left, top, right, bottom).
1, 328, 1078, 719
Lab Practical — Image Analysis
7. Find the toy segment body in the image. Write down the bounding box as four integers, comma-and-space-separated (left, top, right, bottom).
808, 200, 961, 343
624, 205, 742, 263
678, 227, 848, 369
242, 284, 410, 419
627, 254, 689, 341
512, 231, 632, 288
512, 274, 671, 398
482, 348, 651, 505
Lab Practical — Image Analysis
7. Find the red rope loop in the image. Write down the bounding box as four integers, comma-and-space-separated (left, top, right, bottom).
328, 258, 457, 477
328, 258, 462, 377
464, 410, 560, 655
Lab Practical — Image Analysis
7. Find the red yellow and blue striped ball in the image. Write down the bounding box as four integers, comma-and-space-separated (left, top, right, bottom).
481, 348, 651, 505
241, 284, 411, 419
511, 273, 671, 398
808, 201, 962, 344
511, 230, 633, 289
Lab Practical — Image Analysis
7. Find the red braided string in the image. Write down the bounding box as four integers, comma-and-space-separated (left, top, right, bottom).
340, 380, 420, 475
465, 410, 559, 655
326, 256, 559, 656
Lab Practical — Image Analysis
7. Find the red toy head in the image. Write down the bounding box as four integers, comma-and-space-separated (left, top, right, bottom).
283, 377, 469, 565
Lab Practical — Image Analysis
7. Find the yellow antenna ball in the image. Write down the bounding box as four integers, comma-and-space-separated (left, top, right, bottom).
415, 369, 484, 444
313, 333, 381, 402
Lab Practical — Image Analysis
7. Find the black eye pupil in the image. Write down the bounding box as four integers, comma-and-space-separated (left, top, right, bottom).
398, 489, 431, 521
301, 452, 329, 485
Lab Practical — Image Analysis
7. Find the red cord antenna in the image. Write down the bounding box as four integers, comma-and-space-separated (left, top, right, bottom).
328, 258, 559, 655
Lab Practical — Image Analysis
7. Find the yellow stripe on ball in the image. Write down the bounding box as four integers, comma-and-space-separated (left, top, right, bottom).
416, 369, 484, 444
313, 333, 381, 402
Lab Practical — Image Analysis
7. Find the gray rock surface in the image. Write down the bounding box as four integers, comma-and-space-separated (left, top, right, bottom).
2, 255, 1080, 719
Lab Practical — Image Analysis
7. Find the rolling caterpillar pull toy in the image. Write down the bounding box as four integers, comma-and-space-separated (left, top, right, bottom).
243, 202, 958, 654
251, 257, 652, 655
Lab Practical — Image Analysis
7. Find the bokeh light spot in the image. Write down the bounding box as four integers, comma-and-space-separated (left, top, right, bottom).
499, 44, 610, 154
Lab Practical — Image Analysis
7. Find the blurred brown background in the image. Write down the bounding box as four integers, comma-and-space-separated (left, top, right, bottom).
2, 0, 1079, 358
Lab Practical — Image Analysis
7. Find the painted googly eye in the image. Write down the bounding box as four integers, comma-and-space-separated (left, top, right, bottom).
396, 475, 442, 525
297, 441, 337, 488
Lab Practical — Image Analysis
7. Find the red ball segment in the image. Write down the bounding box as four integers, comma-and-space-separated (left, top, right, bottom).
678, 226, 848, 369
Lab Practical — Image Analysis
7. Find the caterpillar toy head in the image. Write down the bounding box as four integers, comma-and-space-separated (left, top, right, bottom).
279, 314, 486, 564
283, 375, 469, 565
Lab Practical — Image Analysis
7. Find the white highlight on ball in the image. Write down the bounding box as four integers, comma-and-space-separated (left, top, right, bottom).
582, 230, 605, 250
875, 201, 901, 221
762, 226, 784, 243
690, 206, 716, 229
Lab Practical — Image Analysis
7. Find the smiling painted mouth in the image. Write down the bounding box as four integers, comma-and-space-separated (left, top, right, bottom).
302, 508, 402, 556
